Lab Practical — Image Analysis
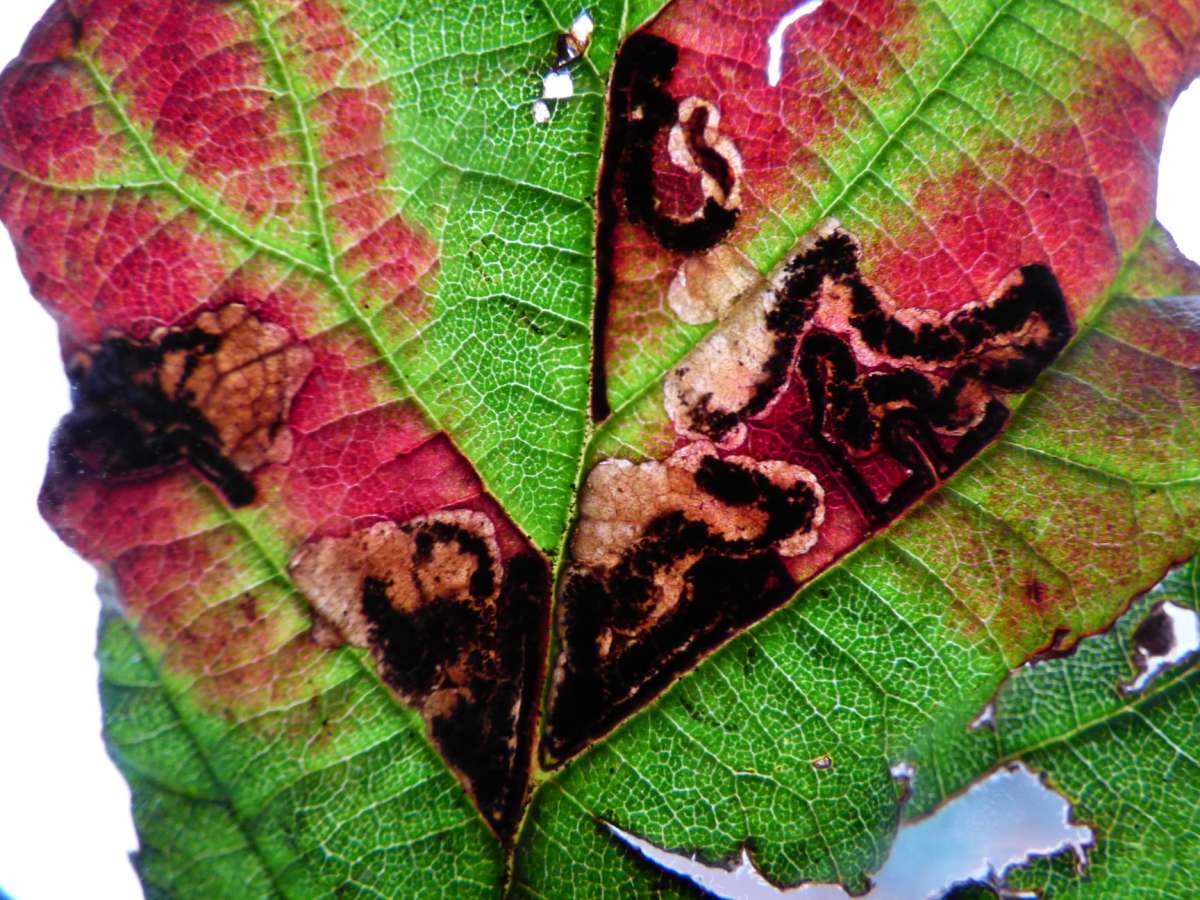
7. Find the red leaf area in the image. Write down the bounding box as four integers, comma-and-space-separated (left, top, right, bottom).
0, 0, 546, 837
550, 0, 1200, 760
601, 0, 1199, 385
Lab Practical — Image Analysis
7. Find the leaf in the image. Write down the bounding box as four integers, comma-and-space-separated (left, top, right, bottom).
513, 224, 1200, 895
989, 554, 1200, 896
3, 0, 1199, 896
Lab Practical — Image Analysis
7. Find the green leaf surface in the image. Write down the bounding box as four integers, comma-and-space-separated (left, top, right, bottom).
3, 0, 1199, 896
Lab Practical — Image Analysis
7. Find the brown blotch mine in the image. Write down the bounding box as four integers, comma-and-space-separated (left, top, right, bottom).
52, 303, 312, 506
289, 510, 549, 840
543, 443, 824, 764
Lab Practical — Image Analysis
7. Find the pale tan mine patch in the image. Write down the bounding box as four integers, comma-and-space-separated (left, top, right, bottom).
154, 303, 313, 470
668, 96, 744, 213
667, 243, 761, 325
662, 221, 839, 448
289, 510, 503, 656
573, 441, 825, 568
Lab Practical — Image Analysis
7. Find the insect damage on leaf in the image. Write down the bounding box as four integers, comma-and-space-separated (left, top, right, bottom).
608, 33, 743, 255
289, 510, 549, 840
592, 30, 746, 419
667, 243, 761, 325
666, 223, 1073, 520
543, 442, 823, 762
1122, 600, 1200, 694
532, 9, 594, 124
547, 222, 1074, 761
605, 760, 1094, 899
6, 0, 1197, 889
49, 303, 313, 507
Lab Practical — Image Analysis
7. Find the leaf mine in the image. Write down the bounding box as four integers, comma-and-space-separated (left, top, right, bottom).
608, 33, 743, 255
591, 27, 749, 420
544, 441, 824, 762
3, 0, 1198, 891
666, 222, 1073, 523
667, 243, 761, 326
290, 509, 549, 840
50, 303, 312, 507
547, 221, 1074, 762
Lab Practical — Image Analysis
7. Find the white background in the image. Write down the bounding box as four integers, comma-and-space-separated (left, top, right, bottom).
0, 1, 1195, 896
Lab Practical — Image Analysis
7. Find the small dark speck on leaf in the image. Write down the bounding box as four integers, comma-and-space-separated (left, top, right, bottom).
67, 12, 84, 46
238, 595, 258, 622
1024, 579, 1047, 608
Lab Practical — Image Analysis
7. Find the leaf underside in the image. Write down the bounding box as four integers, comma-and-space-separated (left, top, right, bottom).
3, 0, 1199, 896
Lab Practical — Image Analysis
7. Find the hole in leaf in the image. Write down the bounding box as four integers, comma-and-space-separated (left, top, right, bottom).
530, 9, 592, 123
1122, 600, 1200, 694
968, 703, 996, 731
605, 762, 1092, 899
890, 760, 915, 804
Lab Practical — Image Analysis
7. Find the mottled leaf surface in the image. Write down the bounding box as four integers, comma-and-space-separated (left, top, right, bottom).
514, 225, 1200, 896
3, 0, 1199, 896
990, 555, 1200, 896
